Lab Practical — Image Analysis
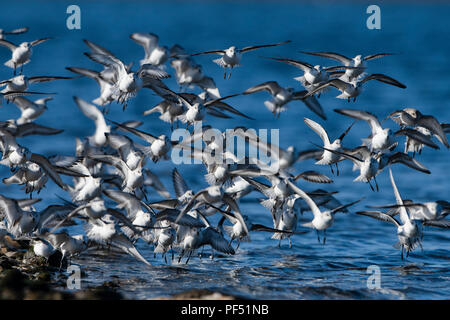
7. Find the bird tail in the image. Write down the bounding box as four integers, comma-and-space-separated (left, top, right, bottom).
301, 222, 314, 228
271, 232, 285, 240
353, 175, 367, 182
92, 97, 106, 106
213, 57, 226, 67
4, 60, 14, 68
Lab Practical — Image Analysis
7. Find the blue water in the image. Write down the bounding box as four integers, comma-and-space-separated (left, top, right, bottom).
0, 1, 449, 299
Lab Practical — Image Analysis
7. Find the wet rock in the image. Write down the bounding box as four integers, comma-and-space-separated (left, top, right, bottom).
73, 284, 123, 300
154, 288, 243, 300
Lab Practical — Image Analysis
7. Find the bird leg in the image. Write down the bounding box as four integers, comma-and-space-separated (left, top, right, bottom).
329, 165, 334, 175
373, 177, 379, 192
336, 163, 340, 176
368, 180, 375, 192
178, 250, 184, 263
316, 230, 321, 244
185, 250, 192, 264
323, 230, 327, 245
288, 237, 292, 249
228, 236, 235, 247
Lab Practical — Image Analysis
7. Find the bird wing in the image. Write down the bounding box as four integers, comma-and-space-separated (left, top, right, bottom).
417, 116, 449, 148
110, 233, 151, 266
394, 128, 440, 149
189, 49, 225, 56
29, 153, 68, 190
294, 171, 334, 184
11, 96, 34, 112
360, 73, 406, 89
334, 108, 382, 136
4, 27, 29, 35
73, 96, 107, 130
155, 209, 205, 228
200, 227, 235, 254
231, 126, 284, 159
172, 168, 190, 199
386, 152, 431, 174
294, 91, 327, 120
240, 40, 290, 53
28, 76, 75, 84
143, 169, 171, 199
88, 154, 128, 177
243, 81, 282, 96
304, 117, 331, 145
300, 51, 352, 65
286, 179, 322, 219
305, 79, 350, 98
137, 64, 171, 80
265, 57, 313, 72
389, 168, 410, 225
206, 100, 254, 120
110, 119, 157, 144
14, 123, 62, 137
364, 53, 393, 61
355, 210, 400, 227
0, 195, 22, 226
0, 39, 17, 51
84, 52, 127, 77
330, 198, 363, 214
30, 37, 52, 47
130, 32, 159, 59
423, 219, 450, 229
103, 189, 140, 218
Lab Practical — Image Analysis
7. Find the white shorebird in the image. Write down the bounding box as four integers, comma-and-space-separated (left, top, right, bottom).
170, 45, 222, 99
32, 239, 55, 261
265, 57, 356, 92
143, 99, 184, 129
88, 154, 144, 193
286, 180, 362, 244
368, 200, 450, 226
304, 117, 356, 175
0, 37, 51, 74
189, 40, 291, 79
83, 39, 171, 108
334, 109, 396, 152
301, 51, 393, 81
177, 214, 234, 264
110, 120, 179, 162
130, 32, 169, 67
334, 108, 439, 153
243, 81, 326, 119
66, 67, 116, 107
11, 96, 52, 125
46, 231, 87, 268
304, 74, 406, 102
385, 108, 449, 154
74, 97, 111, 147
356, 169, 422, 259
0, 74, 72, 97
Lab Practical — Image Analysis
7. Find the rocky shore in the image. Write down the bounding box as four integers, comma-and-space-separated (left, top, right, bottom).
0, 237, 123, 300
